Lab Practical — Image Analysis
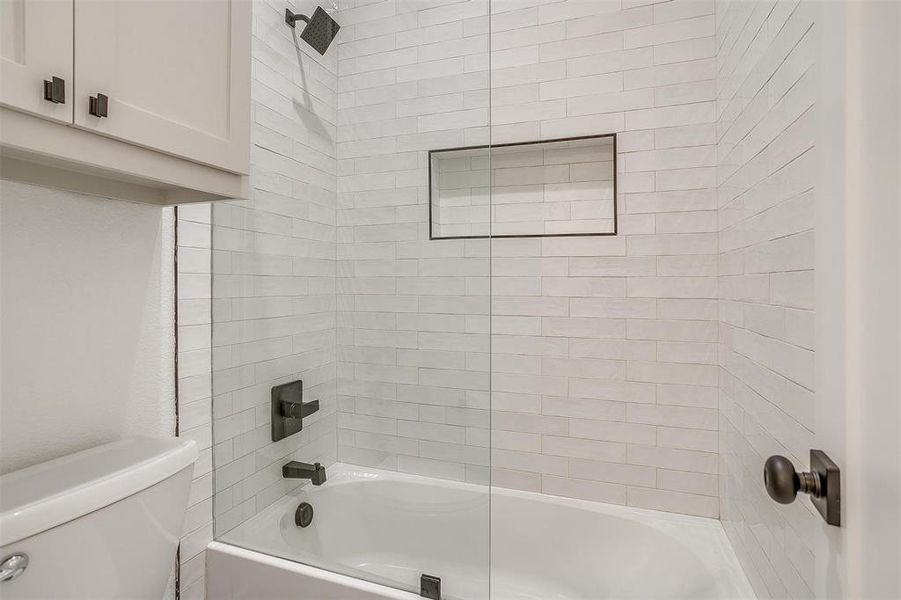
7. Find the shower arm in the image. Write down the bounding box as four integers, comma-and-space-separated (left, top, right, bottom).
285, 9, 310, 28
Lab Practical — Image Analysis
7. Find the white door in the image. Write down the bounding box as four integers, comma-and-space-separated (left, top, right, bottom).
0, 0, 73, 123
72, 0, 250, 174
815, 2, 901, 598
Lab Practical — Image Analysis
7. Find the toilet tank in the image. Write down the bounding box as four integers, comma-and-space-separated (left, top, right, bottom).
0, 437, 198, 599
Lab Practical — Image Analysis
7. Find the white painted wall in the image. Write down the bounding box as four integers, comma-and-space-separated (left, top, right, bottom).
815, 2, 901, 598
0, 180, 175, 474
715, 1, 816, 598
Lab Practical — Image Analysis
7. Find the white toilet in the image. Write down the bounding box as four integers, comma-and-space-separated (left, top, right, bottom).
0, 437, 198, 599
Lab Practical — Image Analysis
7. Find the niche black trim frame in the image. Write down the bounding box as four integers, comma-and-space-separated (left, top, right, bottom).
428, 133, 618, 240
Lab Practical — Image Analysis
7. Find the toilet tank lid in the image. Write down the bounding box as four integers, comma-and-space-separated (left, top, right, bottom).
0, 436, 198, 546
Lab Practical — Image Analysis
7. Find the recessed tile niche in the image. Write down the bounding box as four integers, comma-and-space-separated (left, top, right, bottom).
429, 134, 616, 239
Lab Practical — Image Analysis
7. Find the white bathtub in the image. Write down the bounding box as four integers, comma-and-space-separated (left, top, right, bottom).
207, 463, 754, 600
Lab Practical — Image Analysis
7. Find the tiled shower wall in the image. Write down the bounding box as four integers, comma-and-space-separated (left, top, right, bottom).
172, 0, 821, 595
176, 3, 341, 596
334, 0, 493, 483
335, 0, 723, 518
715, 0, 816, 598
176, 203, 215, 599
209, 0, 339, 535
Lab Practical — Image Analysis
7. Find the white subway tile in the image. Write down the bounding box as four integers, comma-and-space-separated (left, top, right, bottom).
624, 15, 714, 50
568, 458, 656, 487
627, 486, 717, 517
542, 475, 627, 504
627, 444, 716, 474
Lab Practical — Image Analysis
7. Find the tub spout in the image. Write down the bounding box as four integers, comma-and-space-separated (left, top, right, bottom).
283, 461, 327, 486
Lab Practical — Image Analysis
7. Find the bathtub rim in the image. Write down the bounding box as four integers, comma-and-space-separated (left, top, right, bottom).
206, 540, 424, 600
229, 461, 731, 532
212, 463, 755, 600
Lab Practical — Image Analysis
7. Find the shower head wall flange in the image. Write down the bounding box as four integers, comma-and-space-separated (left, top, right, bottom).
285, 8, 309, 28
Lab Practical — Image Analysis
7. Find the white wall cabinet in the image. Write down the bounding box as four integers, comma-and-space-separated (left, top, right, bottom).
0, 0, 250, 204
72, 0, 250, 174
0, 0, 73, 124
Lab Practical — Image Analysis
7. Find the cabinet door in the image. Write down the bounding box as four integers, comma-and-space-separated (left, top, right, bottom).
72, 0, 250, 174
0, 0, 73, 123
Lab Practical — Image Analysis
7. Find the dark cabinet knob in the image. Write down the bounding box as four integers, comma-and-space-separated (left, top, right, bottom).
43, 76, 65, 104
764, 450, 841, 526
89, 93, 109, 118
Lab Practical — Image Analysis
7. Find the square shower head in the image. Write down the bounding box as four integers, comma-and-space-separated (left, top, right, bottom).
299, 6, 340, 56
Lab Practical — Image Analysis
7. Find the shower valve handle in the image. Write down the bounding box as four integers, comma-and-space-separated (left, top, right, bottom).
271, 380, 320, 442
281, 399, 319, 420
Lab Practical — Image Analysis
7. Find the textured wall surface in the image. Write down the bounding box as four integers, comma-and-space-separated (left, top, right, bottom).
334, 0, 723, 518
0, 180, 179, 596
0, 181, 175, 474
715, 0, 816, 597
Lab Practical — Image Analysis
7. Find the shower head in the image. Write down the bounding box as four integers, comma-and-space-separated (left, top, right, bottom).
285, 6, 340, 56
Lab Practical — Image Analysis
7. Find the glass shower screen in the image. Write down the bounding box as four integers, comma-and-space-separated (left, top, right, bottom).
210, 1, 491, 598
